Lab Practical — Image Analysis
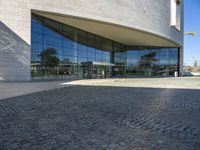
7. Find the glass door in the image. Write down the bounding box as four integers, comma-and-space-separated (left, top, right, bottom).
92, 65, 112, 79
82, 64, 113, 79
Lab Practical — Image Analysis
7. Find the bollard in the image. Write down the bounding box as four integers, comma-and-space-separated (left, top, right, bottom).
174, 71, 178, 77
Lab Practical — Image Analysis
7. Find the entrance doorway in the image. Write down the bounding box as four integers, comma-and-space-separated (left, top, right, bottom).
81, 62, 114, 79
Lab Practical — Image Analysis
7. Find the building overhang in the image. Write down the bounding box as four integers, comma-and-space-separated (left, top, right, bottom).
33, 11, 181, 47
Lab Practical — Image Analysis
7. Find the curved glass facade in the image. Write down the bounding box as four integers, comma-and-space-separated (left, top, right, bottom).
31, 14, 179, 79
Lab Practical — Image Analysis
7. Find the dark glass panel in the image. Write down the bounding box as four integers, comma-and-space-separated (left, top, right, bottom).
31, 43, 43, 52
88, 52, 96, 59
44, 27, 62, 38
31, 32, 43, 43
63, 37, 76, 49
78, 30, 87, 37
78, 57, 88, 64
138, 50, 149, 58
32, 14, 43, 25
31, 51, 41, 63
63, 25, 75, 33
151, 49, 160, 59
63, 47, 77, 57
63, 55, 77, 64
169, 65, 178, 75
44, 45, 62, 55
88, 47, 96, 54
61, 64, 78, 77
169, 59, 178, 65
56, 55, 62, 62
32, 22, 44, 34
95, 36, 103, 52
77, 49, 87, 58
88, 33, 95, 40
103, 39, 109, 51
88, 57, 96, 62
63, 32, 75, 42
43, 18, 62, 33
113, 43, 121, 52
44, 36, 62, 47
103, 51, 110, 61
170, 48, 178, 60
159, 48, 169, 59
127, 50, 137, 59
77, 43, 87, 51
96, 54, 103, 62
113, 66, 125, 76
126, 66, 138, 76
127, 59, 138, 67
160, 59, 169, 65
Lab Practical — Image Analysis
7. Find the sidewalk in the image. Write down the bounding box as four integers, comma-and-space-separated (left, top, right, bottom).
0, 80, 71, 100
0, 77, 200, 100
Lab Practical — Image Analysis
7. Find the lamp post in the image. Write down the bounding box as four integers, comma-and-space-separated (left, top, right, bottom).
184, 32, 196, 75
184, 32, 196, 36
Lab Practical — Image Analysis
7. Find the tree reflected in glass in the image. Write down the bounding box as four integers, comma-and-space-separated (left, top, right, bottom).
39, 48, 59, 75
139, 51, 158, 75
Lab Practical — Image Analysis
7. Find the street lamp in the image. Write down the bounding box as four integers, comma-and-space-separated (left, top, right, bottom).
184, 32, 196, 36
184, 33, 197, 73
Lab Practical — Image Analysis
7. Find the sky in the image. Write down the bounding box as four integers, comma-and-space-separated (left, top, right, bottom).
184, 0, 200, 66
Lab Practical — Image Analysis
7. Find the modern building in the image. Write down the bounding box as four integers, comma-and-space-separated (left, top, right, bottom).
0, 0, 184, 81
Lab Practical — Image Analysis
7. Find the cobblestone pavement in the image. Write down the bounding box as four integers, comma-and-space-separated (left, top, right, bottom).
0, 86, 200, 149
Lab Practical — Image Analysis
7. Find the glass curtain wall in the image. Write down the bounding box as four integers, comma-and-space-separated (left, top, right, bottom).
31, 14, 115, 79
126, 47, 179, 77
31, 14, 179, 80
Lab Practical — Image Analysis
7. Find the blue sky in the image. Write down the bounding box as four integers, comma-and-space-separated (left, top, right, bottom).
184, 0, 200, 65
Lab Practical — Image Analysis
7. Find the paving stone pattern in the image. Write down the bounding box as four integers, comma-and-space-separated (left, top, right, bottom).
0, 86, 200, 149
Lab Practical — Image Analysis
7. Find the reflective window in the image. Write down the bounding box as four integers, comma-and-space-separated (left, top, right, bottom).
159, 49, 169, 60
127, 51, 137, 59
31, 22, 43, 34
31, 14, 179, 80
44, 36, 62, 47
31, 43, 43, 52
31, 32, 43, 43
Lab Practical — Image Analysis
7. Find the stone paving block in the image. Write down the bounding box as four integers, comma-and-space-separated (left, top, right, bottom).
0, 86, 200, 149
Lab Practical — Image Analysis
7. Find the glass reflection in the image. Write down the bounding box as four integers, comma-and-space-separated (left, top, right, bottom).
31, 13, 179, 80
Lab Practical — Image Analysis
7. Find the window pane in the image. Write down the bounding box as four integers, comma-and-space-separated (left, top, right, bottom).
63, 47, 77, 56
127, 59, 138, 67
170, 59, 178, 65
44, 27, 62, 38
31, 51, 41, 63
63, 56, 77, 64
160, 60, 169, 65
78, 57, 87, 64
63, 25, 75, 33
44, 44, 62, 55
44, 18, 62, 32
88, 52, 95, 59
160, 49, 169, 59
32, 14, 43, 25
63, 37, 76, 49
170, 48, 178, 59
31, 43, 43, 52
44, 36, 62, 47
127, 50, 137, 59
31, 32, 43, 43
32, 22, 43, 34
